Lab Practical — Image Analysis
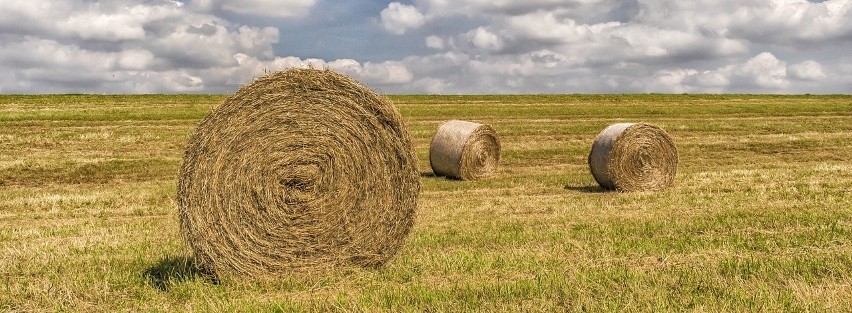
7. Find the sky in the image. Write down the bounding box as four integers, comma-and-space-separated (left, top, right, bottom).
1, 0, 851, 94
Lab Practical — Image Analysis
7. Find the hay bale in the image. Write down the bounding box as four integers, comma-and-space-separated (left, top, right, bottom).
177, 68, 420, 277
429, 120, 501, 180
588, 123, 678, 191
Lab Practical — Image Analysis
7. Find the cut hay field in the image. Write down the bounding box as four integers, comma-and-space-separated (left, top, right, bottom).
1, 94, 851, 312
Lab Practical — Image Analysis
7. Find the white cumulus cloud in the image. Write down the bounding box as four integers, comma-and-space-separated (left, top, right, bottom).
789, 60, 827, 81
645, 52, 799, 93
329, 59, 414, 85
425, 35, 445, 49
468, 27, 504, 51
734, 52, 790, 89
380, 2, 426, 35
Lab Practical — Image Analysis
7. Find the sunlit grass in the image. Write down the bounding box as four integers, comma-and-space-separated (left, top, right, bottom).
1, 94, 850, 311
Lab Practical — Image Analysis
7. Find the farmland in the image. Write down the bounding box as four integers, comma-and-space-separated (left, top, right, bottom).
1, 94, 851, 311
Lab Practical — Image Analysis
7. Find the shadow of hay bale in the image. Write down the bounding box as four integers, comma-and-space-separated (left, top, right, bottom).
143, 256, 219, 291
419, 171, 437, 178
563, 184, 609, 193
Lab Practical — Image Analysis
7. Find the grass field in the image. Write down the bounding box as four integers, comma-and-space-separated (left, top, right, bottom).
1, 94, 851, 312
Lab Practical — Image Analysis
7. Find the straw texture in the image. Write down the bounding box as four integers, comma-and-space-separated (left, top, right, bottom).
177, 68, 420, 278
588, 123, 678, 191
429, 120, 501, 180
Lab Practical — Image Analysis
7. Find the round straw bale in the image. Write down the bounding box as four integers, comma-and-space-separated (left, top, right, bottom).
177, 68, 420, 277
588, 123, 678, 191
429, 120, 501, 180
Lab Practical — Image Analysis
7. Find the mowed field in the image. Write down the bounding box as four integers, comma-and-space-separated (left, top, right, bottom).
1, 94, 851, 312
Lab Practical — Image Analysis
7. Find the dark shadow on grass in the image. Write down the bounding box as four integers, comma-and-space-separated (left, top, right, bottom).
563, 184, 610, 193
143, 256, 219, 291
421, 171, 468, 181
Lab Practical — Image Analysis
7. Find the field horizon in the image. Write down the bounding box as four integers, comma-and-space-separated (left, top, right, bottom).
1, 94, 850, 311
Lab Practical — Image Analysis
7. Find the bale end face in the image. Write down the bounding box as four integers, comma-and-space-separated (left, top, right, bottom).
429, 120, 501, 180
588, 123, 678, 192
178, 68, 420, 278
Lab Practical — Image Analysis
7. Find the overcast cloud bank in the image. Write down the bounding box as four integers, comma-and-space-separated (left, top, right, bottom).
1, 0, 850, 94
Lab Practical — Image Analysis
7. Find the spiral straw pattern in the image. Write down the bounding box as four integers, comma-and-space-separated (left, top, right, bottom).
588, 123, 678, 192
178, 69, 419, 277
429, 120, 501, 180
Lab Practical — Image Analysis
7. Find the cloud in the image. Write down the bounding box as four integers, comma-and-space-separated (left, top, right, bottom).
467, 27, 504, 51
789, 60, 827, 80
0, 0, 315, 93
189, 0, 317, 18
0, 1, 181, 41
0, 36, 209, 93
59, 11, 147, 41
635, 0, 852, 45
425, 35, 445, 49
1, 0, 852, 94
410, 0, 852, 56
380, 2, 426, 35
644, 52, 803, 93
417, 0, 604, 17
329, 59, 414, 85
502, 10, 603, 45
365, 0, 851, 93
381, 49, 834, 94
734, 52, 790, 89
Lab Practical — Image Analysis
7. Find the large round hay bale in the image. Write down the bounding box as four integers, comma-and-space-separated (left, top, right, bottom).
588, 123, 678, 191
429, 120, 501, 180
177, 68, 420, 277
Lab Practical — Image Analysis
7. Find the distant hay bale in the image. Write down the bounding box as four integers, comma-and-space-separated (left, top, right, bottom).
588, 123, 678, 191
429, 120, 501, 180
177, 68, 420, 278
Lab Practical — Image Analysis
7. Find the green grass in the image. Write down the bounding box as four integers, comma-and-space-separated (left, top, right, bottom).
1, 94, 851, 312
